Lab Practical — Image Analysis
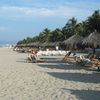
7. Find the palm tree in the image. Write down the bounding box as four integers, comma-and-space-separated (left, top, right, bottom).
76, 22, 90, 37
49, 28, 63, 42
86, 10, 100, 32
62, 17, 79, 40
38, 28, 51, 42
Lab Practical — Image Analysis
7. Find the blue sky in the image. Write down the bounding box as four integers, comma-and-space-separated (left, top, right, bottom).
0, 0, 100, 44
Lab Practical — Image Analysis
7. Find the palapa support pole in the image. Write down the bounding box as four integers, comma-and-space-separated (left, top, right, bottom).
93, 48, 95, 54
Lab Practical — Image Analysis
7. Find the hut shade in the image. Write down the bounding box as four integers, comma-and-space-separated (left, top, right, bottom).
63, 34, 83, 49
82, 31, 100, 48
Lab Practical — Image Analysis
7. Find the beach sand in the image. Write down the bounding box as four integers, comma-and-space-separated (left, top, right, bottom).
0, 47, 100, 100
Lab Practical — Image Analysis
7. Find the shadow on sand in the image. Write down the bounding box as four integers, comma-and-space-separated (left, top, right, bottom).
62, 88, 100, 100
38, 62, 93, 71
47, 72, 100, 83
38, 62, 100, 83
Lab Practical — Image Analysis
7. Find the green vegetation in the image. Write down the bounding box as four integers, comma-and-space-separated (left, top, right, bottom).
17, 10, 100, 45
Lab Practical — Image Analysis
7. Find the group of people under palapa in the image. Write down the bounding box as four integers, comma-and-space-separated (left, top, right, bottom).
27, 49, 100, 70
63, 51, 100, 70
78, 54, 100, 68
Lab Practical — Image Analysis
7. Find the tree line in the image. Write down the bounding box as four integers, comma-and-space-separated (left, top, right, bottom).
17, 10, 100, 44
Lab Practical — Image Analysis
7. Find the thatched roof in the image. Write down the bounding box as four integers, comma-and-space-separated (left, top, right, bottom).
42, 42, 60, 47
16, 43, 27, 47
63, 34, 83, 49
82, 31, 100, 48
27, 42, 40, 47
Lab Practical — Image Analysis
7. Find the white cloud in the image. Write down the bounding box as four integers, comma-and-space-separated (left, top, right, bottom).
0, 27, 7, 32
0, 5, 96, 20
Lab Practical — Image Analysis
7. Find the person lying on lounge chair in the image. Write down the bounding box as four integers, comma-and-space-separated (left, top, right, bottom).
77, 55, 99, 66
63, 51, 77, 63
63, 51, 71, 61
27, 50, 44, 63
28, 50, 36, 62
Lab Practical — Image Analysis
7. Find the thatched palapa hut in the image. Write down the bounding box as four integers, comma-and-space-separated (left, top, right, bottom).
41, 42, 60, 50
82, 30, 100, 53
63, 34, 83, 50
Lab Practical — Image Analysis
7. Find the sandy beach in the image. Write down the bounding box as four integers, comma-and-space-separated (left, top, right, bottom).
0, 47, 100, 100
